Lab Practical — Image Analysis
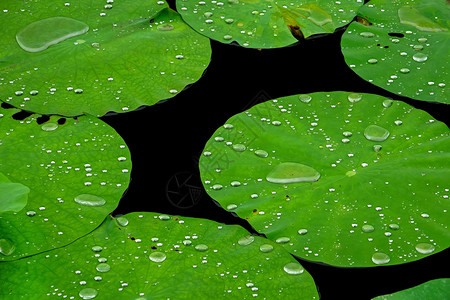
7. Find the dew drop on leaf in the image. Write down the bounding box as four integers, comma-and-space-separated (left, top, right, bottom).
0, 238, 15, 256
415, 243, 435, 254
266, 162, 320, 184
283, 262, 304, 275
74, 194, 106, 207
371, 252, 390, 265
79, 287, 98, 300
364, 125, 390, 142
238, 235, 255, 246
259, 244, 274, 253
149, 251, 167, 263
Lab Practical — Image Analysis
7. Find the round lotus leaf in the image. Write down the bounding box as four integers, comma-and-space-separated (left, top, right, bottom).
177, 0, 364, 48
0, 107, 131, 261
0, 212, 319, 299
373, 278, 450, 299
341, 0, 449, 103
0, 2, 211, 116
199, 91, 450, 267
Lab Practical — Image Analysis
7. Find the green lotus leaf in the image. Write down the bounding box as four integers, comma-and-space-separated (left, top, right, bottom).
341, 0, 449, 103
176, 0, 364, 48
0, 172, 30, 213
0, 212, 319, 299
0, 107, 131, 260
0, 2, 211, 116
373, 278, 450, 299
199, 91, 450, 267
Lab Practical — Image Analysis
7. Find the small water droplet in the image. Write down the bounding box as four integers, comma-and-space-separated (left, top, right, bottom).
194, 244, 209, 252
394, 120, 403, 126
149, 251, 167, 263
41, 122, 58, 131
116, 217, 129, 227
74, 194, 106, 207
0, 239, 15, 256
212, 184, 223, 190
238, 235, 255, 246
158, 214, 170, 221
373, 145, 382, 152
95, 263, 111, 273
275, 237, 290, 244
266, 162, 320, 184
26, 210, 36, 216
343, 131, 352, 137
388, 224, 399, 230
360, 32, 375, 38
283, 262, 304, 275
364, 125, 390, 142
372, 252, 390, 265
415, 243, 435, 254
230, 181, 241, 187
226, 204, 237, 210
382, 100, 393, 107
259, 244, 274, 253
368, 58, 378, 64
79, 287, 98, 300
223, 35, 233, 40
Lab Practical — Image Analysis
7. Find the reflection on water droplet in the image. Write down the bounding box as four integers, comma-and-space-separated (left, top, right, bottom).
74, 194, 106, 207
259, 244, 274, 253
95, 263, 111, 273
41, 122, 58, 131
16, 17, 89, 52
364, 125, 390, 142
254, 150, 268, 158
116, 217, 129, 227
149, 251, 167, 263
415, 243, 435, 254
299, 94, 312, 103
238, 235, 255, 246
372, 252, 390, 265
382, 100, 393, 107
283, 262, 304, 275
348, 93, 362, 103
413, 53, 428, 62
195, 244, 209, 252
79, 287, 98, 300
157, 24, 174, 31
266, 162, 320, 184
0, 239, 15, 256
232, 144, 246, 152
362, 225, 374, 233
298, 229, 308, 235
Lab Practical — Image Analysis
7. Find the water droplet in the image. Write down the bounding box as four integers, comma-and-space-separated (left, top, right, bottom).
158, 214, 170, 221
343, 131, 352, 137
79, 288, 98, 300
212, 184, 223, 190
238, 235, 255, 246
400, 68, 410, 73
382, 100, 393, 107
232, 144, 246, 152
413, 53, 428, 62
346, 170, 356, 177
225, 18, 234, 24
394, 120, 403, 126
368, 58, 378, 64
348, 93, 362, 103
92, 246, 103, 252
283, 262, 304, 275
149, 251, 167, 263
41, 122, 58, 131
254, 150, 268, 158
415, 243, 435, 254
342, 138, 350, 144
362, 224, 374, 233
373, 145, 382, 152
223, 124, 234, 129
116, 217, 129, 227
30, 90, 39, 96
372, 252, 390, 265
272, 120, 281, 126
418, 38, 428, 43
230, 181, 241, 187
275, 237, 290, 244
299, 94, 312, 103
266, 162, 320, 184
364, 125, 390, 142
223, 35, 233, 40
388, 224, 399, 230
95, 263, 111, 273
157, 24, 174, 31
16, 17, 89, 52
360, 32, 375, 38
226, 204, 237, 210
298, 229, 308, 235
74, 88, 83, 94
74, 194, 106, 207
195, 244, 209, 252
26, 210, 36, 217
0, 239, 15, 256
259, 244, 274, 253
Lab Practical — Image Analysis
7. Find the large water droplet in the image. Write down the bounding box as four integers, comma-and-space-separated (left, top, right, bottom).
149, 251, 167, 263
371, 252, 390, 265
276, 237, 290, 244
95, 263, 111, 273
116, 216, 129, 227
259, 244, 274, 253
283, 262, 304, 275
195, 244, 209, 252
16, 17, 89, 52
266, 162, 320, 184
74, 194, 106, 207
0, 238, 15, 256
348, 93, 362, 103
364, 125, 390, 142
254, 149, 268, 158
41, 122, 58, 131
361, 224, 374, 233
79, 288, 98, 300
238, 235, 255, 246
413, 53, 428, 62
299, 94, 312, 103
232, 144, 246, 152
415, 243, 435, 254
